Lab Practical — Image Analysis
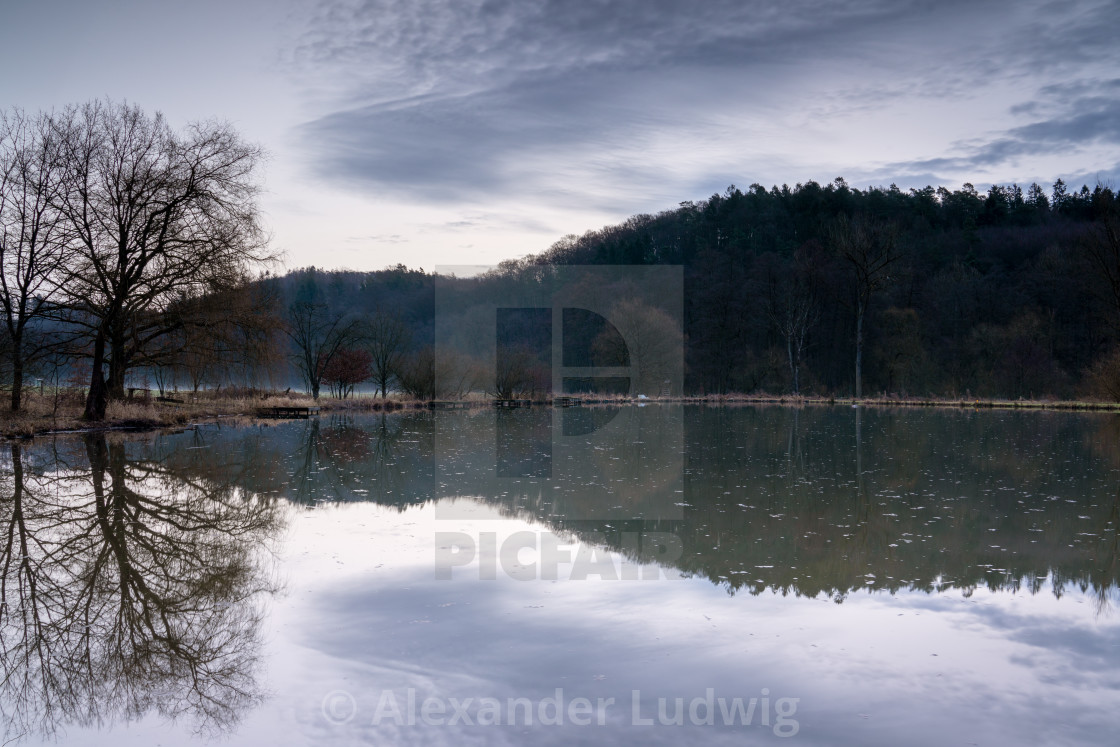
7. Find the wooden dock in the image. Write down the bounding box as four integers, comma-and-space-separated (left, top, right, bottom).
429, 400, 472, 409
553, 396, 583, 407
258, 405, 321, 418
494, 399, 535, 408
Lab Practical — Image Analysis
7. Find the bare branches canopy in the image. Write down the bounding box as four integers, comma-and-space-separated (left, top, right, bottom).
0, 100, 273, 418
0, 108, 72, 410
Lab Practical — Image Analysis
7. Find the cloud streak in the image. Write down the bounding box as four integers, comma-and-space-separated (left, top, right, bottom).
883, 79, 1120, 182
887, 87, 1120, 175
292, 0, 1120, 217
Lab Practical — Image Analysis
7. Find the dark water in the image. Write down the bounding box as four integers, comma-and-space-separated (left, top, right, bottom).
2, 405, 1119, 745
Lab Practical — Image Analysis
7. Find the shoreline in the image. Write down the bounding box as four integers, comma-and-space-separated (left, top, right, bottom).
2, 391, 1118, 441
0, 394, 428, 441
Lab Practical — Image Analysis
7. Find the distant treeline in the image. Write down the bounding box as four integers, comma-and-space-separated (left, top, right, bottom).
526, 178, 1120, 398
248, 177, 1120, 400
7, 160, 1120, 401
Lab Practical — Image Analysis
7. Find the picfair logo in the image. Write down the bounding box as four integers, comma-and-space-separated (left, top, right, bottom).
434, 265, 684, 520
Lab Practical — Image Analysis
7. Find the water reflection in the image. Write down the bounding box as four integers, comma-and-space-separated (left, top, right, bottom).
0, 434, 284, 743
678, 406, 1120, 604
5, 407, 1120, 745
172, 406, 1120, 603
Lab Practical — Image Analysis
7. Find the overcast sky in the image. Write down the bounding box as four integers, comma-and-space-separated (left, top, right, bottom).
2, 0, 1118, 271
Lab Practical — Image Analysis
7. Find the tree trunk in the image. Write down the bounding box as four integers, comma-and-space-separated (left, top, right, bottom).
10, 339, 23, 411
11, 443, 22, 505
85, 434, 109, 517
84, 331, 108, 421
107, 326, 127, 401
854, 300, 865, 399
787, 337, 795, 394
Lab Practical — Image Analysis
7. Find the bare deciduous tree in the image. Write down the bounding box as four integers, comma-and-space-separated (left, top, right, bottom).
1081, 206, 1120, 339
0, 108, 71, 410
830, 214, 902, 398
396, 347, 436, 400
284, 301, 360, 399
52, 101, 271, 420
399, 346, 484, 401
598, 298, 683, 395
154, 281, 284, 395
493, 344, 545, 399
768, 275, 818, 395
362, 310, 410, 398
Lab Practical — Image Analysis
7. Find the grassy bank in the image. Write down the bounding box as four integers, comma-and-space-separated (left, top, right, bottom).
666, 393, 1120, 412
3, 389, 1119, 440
0, 390, 431, 439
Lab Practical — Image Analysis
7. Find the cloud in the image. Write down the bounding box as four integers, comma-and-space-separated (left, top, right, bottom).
347, 234, 410, 243
292, 0, 913, 91
420, 212, 558, 234
291, 0, 1120, 212
881, 79, 1120, 182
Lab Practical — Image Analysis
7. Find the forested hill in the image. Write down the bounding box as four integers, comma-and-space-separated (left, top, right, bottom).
280, 178, 1120, 399
499, 178, 1120, 398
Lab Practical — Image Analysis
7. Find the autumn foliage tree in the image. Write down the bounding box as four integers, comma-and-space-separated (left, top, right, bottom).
319, 347, 372, 399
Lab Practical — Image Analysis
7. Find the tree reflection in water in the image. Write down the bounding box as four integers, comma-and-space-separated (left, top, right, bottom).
282, 413, 425, 506
159, 407, 1120, 606
0, 434, 284, 743
263, 407, 1120, 605
6, 407, 1116, 743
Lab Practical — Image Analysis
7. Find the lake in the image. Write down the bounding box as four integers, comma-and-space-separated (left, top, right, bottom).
2, 405, 1118, 745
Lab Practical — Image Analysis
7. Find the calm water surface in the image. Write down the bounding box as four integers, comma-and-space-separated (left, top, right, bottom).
2, 405, 1119, 745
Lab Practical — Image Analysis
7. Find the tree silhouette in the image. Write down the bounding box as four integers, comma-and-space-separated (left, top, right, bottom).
0, 435, 283, 742
50, 101, 271, 419
830, 214, 902, 398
